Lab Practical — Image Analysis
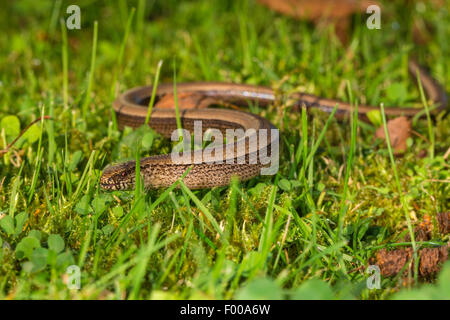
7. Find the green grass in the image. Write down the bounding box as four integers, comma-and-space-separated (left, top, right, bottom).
0, 0, 449, 300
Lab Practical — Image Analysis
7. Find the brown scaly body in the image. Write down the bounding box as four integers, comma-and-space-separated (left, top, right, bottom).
100, 60, 447, 191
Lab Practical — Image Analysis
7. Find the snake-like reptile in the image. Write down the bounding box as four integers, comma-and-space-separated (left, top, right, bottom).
100, 60, 447, 191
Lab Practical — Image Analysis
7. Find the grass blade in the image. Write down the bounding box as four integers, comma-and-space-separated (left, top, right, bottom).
81, 21, 98, 118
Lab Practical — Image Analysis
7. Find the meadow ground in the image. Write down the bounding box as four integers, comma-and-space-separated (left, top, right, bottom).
0, 0, 449, 299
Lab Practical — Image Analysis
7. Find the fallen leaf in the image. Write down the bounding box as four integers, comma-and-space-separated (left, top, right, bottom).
257, 0, 378, 20
256, 0, 380, 43
375, 116, 411, 155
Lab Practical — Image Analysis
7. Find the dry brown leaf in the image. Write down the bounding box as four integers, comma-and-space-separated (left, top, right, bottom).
256, 0, 380, 42
375, 116, 411, 155
257, 0, 379, 20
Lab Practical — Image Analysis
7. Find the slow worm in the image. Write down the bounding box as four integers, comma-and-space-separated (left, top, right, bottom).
100, 60, 447, 190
